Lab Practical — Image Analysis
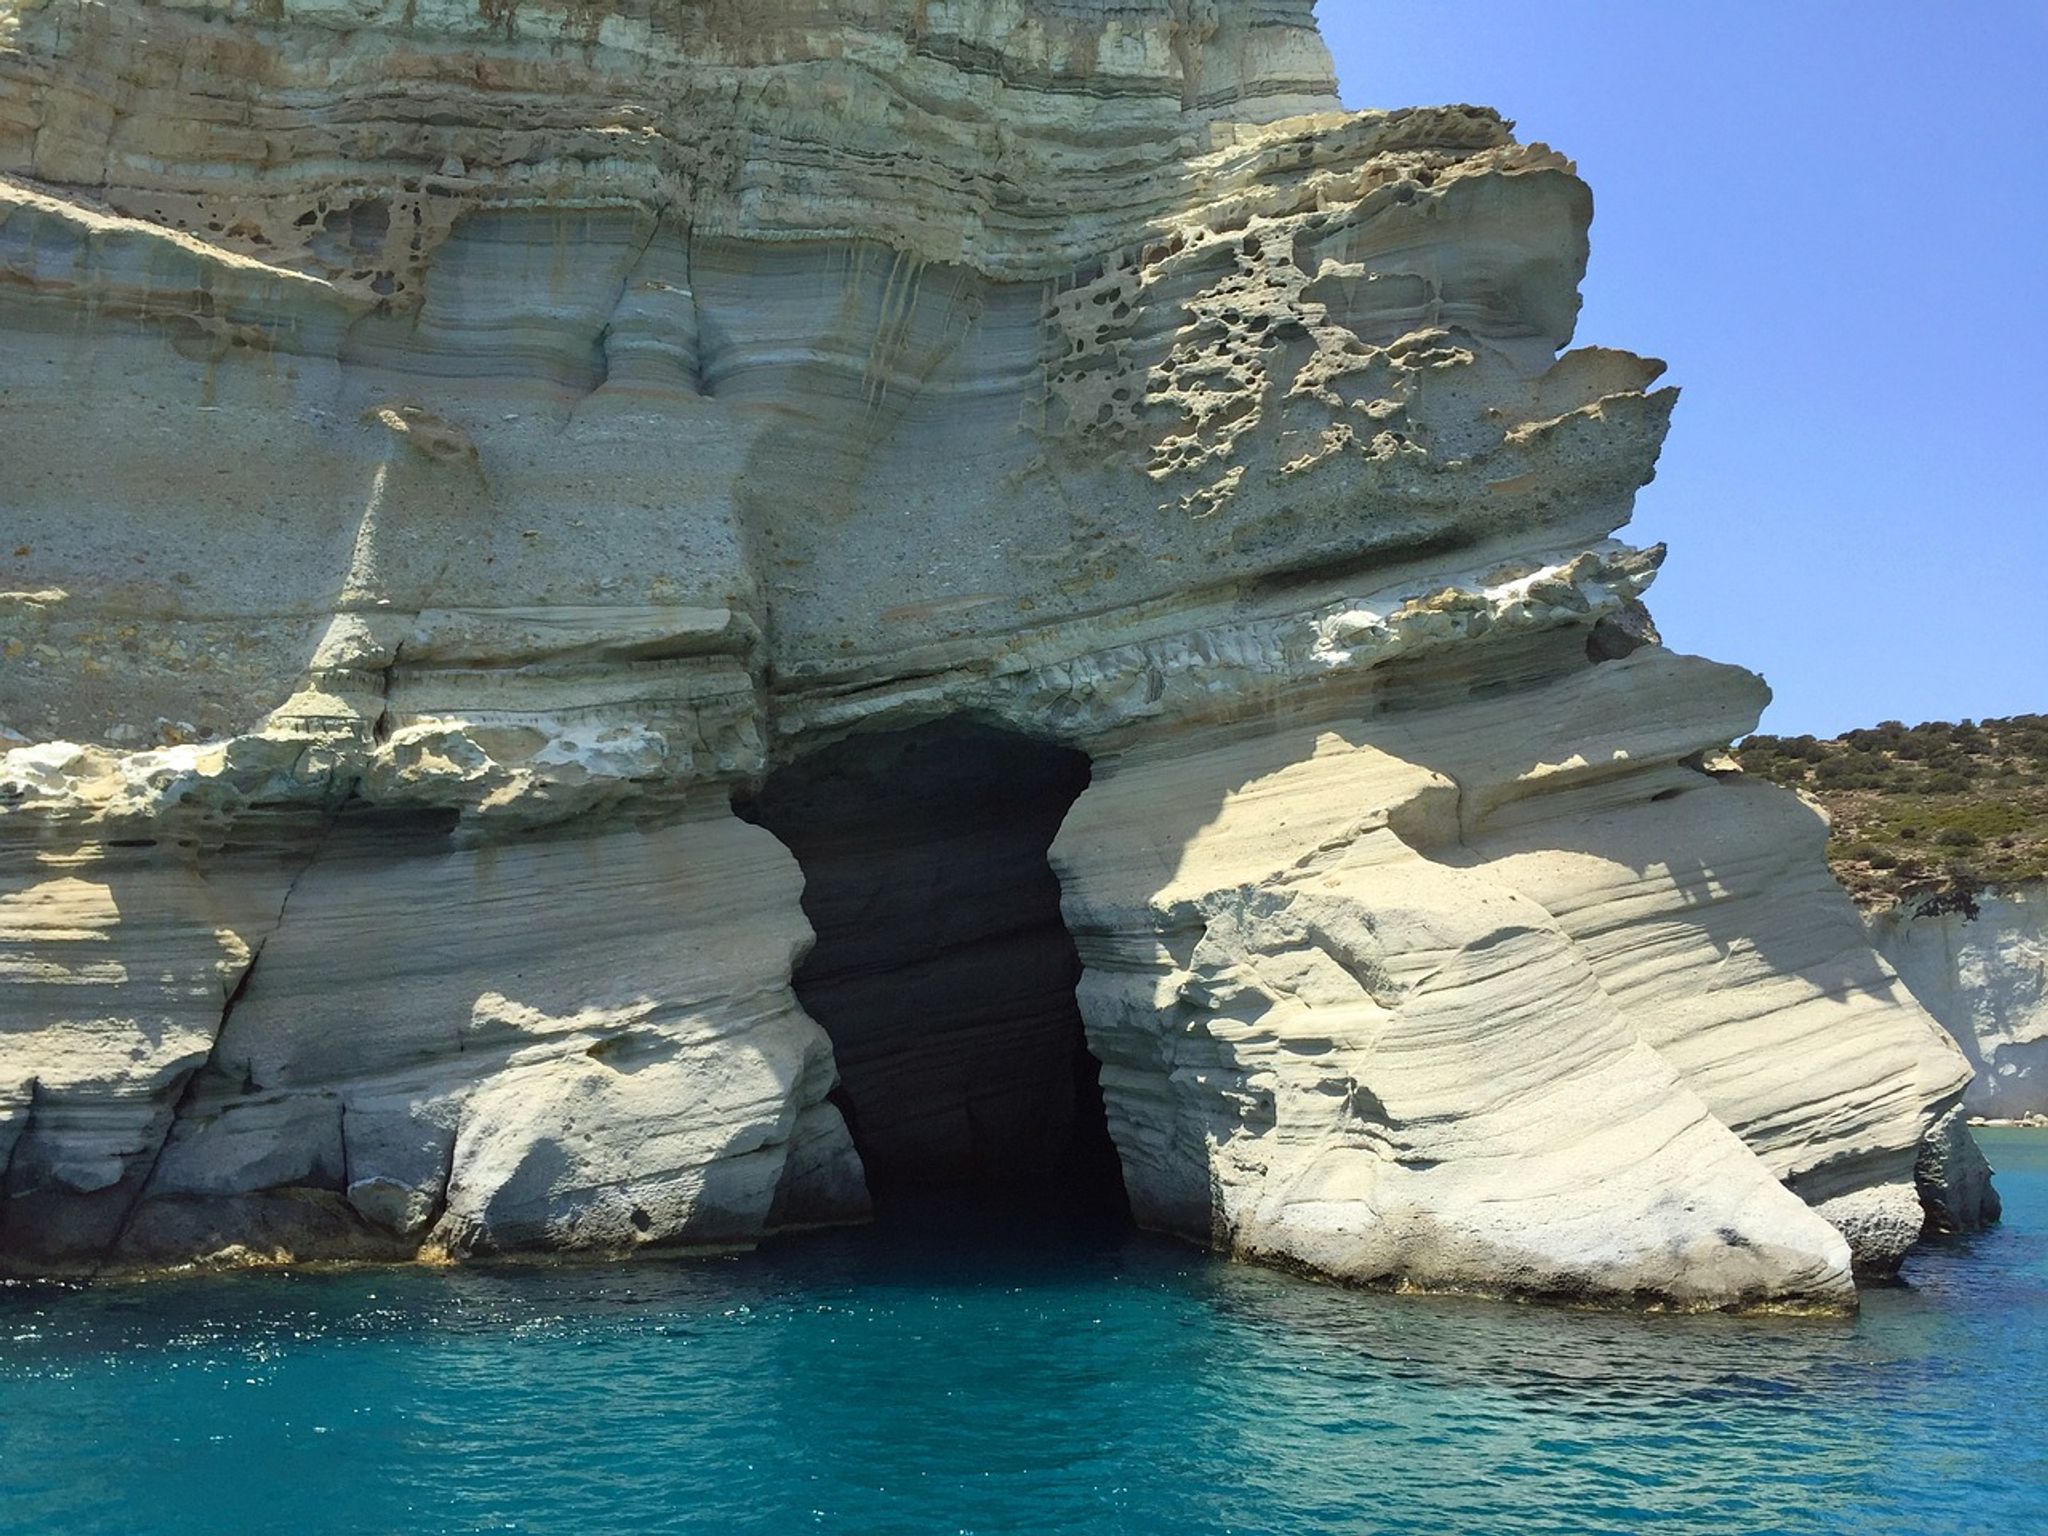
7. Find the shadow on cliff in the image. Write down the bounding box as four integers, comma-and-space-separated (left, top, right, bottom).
739, 719, 1133, 1230
1044, 634, 1930, 1251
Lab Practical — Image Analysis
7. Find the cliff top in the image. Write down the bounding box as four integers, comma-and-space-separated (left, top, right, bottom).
1736, 717, 2048, 910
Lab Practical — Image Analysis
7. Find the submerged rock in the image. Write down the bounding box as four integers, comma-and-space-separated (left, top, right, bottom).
0, 0, 1973, 1306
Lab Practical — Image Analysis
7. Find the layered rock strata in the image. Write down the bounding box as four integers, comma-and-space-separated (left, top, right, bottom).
0, 0, 1975, 1304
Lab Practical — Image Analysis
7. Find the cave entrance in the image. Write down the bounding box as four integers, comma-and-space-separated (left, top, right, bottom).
740, 720, 1129, 1230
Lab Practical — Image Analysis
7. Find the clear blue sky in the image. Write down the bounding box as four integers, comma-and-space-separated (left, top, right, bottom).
1323, 2, 2046, 736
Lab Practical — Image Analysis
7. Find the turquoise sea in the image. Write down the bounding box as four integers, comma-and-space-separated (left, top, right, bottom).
4, 1130, 2045, 1536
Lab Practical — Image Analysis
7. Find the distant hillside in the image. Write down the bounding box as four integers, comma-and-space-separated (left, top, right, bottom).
1735, 716, 2048, 909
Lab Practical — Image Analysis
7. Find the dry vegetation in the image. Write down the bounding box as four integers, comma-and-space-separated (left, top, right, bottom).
1735, 716, 2048, 909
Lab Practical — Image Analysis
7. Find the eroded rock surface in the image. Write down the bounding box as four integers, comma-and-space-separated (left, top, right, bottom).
1873, 885, 2048, 1123
0, 0, 1973, 1303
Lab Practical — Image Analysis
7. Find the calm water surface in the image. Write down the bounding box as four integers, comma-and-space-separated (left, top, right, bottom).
4, 1131, 2045, 1535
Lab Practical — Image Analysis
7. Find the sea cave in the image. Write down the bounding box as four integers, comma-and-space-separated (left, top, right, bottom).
741, 721, 1129, 1226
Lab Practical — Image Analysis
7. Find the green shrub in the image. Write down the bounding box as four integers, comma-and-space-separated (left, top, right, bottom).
1742, 714, 2043, 905
1928, 802, 2031, 839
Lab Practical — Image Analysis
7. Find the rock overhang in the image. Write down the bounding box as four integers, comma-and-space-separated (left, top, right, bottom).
0, 0, 1981, 1307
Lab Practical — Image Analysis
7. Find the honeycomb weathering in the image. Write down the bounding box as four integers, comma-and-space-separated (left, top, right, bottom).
0, 0, 1978, 1304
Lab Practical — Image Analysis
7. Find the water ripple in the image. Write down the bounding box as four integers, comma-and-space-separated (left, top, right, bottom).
3, 1132, 2045, 1535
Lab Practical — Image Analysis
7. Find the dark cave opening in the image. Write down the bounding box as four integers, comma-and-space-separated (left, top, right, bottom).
739, 721, 1129, 1229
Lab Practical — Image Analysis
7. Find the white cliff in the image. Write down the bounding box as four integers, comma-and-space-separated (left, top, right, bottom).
1872, 885, 2048, 1123
0, 0, 1976, 1305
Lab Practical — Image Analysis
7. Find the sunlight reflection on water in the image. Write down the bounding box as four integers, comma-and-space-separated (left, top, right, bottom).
3, 1131, 2043, 1536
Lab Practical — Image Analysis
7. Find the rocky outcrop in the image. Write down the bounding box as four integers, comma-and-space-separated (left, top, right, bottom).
1915, 1104, 2002, 1234
0, 787, 864, 1269
0, 0, 1974, 1305
1054, 652, 1967, 1299
1872, 885, 2048, 1122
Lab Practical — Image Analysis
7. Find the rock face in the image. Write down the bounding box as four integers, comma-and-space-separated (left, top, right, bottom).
1872, 885, 2048, 1122
0, 0, 1974, 1304
1915, 1104, 2002, 1234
